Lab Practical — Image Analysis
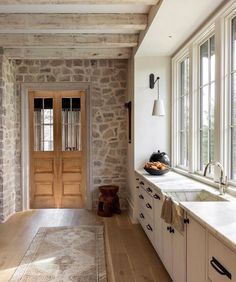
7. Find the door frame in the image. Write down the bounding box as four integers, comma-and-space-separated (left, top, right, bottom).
21, 82, 92, 210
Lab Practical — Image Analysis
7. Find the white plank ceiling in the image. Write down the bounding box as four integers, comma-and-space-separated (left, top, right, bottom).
0, 0, 160, 59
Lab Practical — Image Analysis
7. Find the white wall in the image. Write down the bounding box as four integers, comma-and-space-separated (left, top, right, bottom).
126, 55, 171, 223
134, 56, 171, 170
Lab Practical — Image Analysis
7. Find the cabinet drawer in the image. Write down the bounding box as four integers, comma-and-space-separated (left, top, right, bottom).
138, 209, 154, 244
138, 187, 154, 219
139, 179, 156, 197
208, 233, 236, 282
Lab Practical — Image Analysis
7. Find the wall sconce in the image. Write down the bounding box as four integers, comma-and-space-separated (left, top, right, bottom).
149, 74, 165, 116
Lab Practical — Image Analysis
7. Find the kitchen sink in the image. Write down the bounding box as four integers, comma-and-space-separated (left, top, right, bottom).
163, 189, 227, 203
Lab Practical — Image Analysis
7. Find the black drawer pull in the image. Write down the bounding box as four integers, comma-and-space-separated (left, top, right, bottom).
140, 181, 144, 185
170, 227, 175, 234
136, 178, 139, 181
210, 256, 232, 280
139, 213, 145, 219
153, 194, 161, 200
136, 186, 139, 189
147, 187, 153, 193
146, 203, 152, 209
139, 195, 144, 200
146, 224, 153, 231
184, 218, 189, 224
167, 226, 171, 231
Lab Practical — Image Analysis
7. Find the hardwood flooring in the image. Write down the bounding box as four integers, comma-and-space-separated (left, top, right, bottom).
0, 209, 171, 282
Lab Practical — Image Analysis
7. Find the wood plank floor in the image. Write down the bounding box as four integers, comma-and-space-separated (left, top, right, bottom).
0, 209, 171, 282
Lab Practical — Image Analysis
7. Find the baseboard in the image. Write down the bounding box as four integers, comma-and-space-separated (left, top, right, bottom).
127, 198, 138, 224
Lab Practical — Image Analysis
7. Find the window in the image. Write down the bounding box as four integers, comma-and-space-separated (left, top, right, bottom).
172, 2, 236, 186
230, 16, 236, 180
198, 35, 215, 171
178, 57, 190, 168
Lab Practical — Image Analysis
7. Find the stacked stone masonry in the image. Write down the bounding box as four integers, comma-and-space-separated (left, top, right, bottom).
0, 58, 128, 222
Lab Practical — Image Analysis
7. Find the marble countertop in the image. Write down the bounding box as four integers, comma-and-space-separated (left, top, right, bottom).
180, 202, 236, 251
135, 170, 234, 201
135, 169, 236, 252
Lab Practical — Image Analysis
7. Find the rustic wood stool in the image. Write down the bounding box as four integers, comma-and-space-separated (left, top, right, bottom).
97, 185, 121, 217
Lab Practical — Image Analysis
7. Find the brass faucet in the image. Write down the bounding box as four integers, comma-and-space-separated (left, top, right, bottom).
203, 161, 228, 195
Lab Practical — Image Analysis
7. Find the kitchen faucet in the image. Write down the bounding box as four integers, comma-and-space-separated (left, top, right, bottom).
203, 161, 228, 195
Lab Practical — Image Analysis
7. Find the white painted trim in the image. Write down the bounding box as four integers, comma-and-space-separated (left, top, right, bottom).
172, 49, 189, 169
127, 197, 138, 224
20, 82, 92, 211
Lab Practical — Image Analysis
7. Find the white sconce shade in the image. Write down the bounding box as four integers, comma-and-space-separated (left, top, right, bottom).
149, 74, 165, 117
152, 99, 165, 116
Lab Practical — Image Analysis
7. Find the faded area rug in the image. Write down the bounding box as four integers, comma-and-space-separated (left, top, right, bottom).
10, 226, 107, 282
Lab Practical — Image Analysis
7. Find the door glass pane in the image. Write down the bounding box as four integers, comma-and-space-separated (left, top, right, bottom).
34, 98, 53, 151
62, 97, 81, 151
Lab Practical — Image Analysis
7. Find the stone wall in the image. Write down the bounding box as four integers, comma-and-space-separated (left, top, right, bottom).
14, 59, 128, 210
0, 54, 18, 221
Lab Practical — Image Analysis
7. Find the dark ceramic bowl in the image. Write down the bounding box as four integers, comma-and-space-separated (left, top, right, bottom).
144, 167, 170, 175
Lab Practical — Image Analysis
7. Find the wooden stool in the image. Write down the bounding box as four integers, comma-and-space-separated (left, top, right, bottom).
97, 185, 121, 217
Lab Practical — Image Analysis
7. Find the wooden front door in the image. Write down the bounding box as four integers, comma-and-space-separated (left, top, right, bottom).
29, 90, 86, 208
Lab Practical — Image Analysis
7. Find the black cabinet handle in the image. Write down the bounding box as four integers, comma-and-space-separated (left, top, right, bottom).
136, 186, 139, 189
146, 203, 152, 209
139, 213, 145, 219
184, 218, 190, 224
140, 181, 144, 185
136, 178, 139, 181
153, 194, 161, 200
210, 257, 232, 280
146, 224, 153, 231
170, 227, 175, 233
167, 226, 171, 231
147, 187, 153, 193
139, 195, 144, 199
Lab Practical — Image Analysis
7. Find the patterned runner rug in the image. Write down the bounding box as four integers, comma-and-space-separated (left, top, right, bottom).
10, 226, 107, 282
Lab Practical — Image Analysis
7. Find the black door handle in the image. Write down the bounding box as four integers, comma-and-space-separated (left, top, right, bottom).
139, 213, 145, 219
153, 194, 161, 200
170, 227, 175, 233
210, 256, 232, 280
184, 218, 189, 224
146, 224, 153, 231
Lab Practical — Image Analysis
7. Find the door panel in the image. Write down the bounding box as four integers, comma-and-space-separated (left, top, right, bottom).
29, 90, 86, 209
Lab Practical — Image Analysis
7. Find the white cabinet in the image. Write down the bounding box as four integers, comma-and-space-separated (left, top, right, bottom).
172, 226, 186, 282
208, 233, 236, 282
162, 221, 173, 277
186, 214, 206, 282
136, 175, 186, 282
137, 178, 155, 246
135, 173, 236, 282
161, 220, 186, 282
153, 190, 163, 258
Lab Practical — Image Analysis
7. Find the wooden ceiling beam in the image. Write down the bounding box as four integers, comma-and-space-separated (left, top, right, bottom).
0, 13, 147, 32
0, 0, 159, 4
4, 47, 132, 59
0, 33, 138, 48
